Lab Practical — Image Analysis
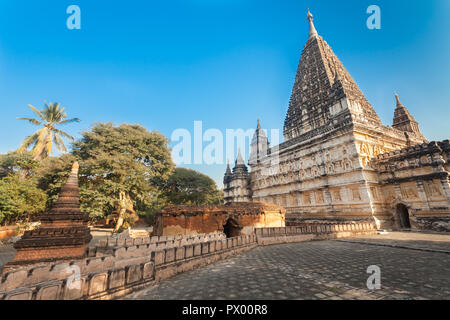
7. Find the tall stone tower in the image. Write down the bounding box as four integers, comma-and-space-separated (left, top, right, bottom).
237, 10, 432, 229
223, 149, 252, 203
249, 119, 270, 165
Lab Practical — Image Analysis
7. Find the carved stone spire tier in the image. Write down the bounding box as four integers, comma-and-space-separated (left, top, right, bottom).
284, 10, 382, 141
235, 148, 246, 168
3, 162, 92, 272
392, 93, 425, 141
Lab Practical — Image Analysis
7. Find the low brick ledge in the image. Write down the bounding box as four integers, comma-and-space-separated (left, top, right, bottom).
255, 222, 377, 246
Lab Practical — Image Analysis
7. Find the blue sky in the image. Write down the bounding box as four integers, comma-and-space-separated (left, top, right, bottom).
0, 0, 449, 187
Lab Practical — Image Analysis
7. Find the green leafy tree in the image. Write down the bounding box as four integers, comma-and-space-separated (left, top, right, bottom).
0, 176, 47, 225
18, 102, 80, 161
163, 167, 223, 205
72, 122, 174, 232
0, 151, 39, 179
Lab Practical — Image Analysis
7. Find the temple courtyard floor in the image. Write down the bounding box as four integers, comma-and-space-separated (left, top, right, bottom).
123, 232, 450, 300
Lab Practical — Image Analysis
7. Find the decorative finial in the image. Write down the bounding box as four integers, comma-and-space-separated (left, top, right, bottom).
307, 9, 318, 39
71, 161, 79, 173
225, 159, 232, 175
257, 118, 261, 129
236, 147, 245, 165
395, 92, 402, 107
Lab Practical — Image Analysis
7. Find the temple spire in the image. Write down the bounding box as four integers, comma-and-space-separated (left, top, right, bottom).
236, 148, 245, 166
392, 93, 426, 142
307, 9, 318, 39
395, 93, 403, 107
225, 159, 232, 175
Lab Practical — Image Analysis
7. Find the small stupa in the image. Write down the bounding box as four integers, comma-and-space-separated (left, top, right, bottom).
4, 162, 92, 271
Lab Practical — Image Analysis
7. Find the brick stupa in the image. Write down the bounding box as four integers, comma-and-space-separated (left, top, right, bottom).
4, 162, 92, 271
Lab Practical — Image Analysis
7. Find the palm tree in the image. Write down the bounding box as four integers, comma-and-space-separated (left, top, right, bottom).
18, 102, 80, 161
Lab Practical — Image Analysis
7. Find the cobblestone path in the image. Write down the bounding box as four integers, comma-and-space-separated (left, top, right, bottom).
125, 237, 450, 300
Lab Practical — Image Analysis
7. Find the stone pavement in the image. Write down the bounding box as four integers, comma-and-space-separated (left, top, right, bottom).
124, 234, 450, 300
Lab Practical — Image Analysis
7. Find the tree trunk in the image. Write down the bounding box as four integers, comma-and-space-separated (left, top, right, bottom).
113, 191, 135, 233
113, 191, 127, 233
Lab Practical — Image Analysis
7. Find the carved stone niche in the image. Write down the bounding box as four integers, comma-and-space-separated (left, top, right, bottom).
331, 188, 341, 202
400, 183, 418, 200
423, 180, 443, 198
351, 188, 361, 201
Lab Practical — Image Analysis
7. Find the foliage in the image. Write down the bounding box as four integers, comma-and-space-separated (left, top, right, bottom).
162, 167, 223, 205
0, 151, 39, 179
4, 115, 224, 228
0, 176, 47, 225
72, 122, 174, 226
18, 102, 80, 160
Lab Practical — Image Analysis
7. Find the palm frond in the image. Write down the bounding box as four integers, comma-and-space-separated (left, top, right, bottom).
54, 133, 67, 153
18, 132, 40, 152
53, 128, 75, 141
17, 117, 42, 126
58, 117, 81, 125
27, 104, 45, 121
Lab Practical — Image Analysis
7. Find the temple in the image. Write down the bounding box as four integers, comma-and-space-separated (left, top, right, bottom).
224, 10, 450, 232
3, 162, 92, 272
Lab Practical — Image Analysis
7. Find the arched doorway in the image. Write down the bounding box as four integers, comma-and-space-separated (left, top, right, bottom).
395, 204, 411, 229
223, 218, 241, 238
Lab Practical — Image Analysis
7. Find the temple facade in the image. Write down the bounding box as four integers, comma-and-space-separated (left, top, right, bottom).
224, 11, 450, 232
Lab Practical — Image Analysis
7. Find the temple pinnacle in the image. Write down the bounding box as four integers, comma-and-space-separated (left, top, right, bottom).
72, 161, 79, 173
395, 92, 403, 107
307, 9, 318, 39
236, 148, 245, 165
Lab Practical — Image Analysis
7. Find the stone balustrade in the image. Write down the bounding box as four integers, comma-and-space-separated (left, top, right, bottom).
96, 233, 225, 250
255, 222, 377, 245
90, 233, 227, 258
